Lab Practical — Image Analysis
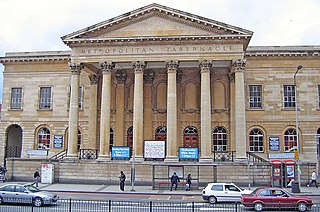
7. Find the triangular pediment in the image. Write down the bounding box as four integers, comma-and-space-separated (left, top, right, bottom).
62, 3, 252, 44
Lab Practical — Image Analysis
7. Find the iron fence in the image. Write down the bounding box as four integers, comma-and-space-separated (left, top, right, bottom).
0, 198, 318, 212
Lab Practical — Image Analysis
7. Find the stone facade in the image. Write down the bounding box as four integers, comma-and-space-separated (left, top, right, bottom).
0, 4, 319, 185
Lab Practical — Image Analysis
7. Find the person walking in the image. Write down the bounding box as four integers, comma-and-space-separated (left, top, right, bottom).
307, 170, 318, 188
119, 171, 126, 191
185, 174, 192, 191
33, 169, 41, 187
170, 172, 180, 191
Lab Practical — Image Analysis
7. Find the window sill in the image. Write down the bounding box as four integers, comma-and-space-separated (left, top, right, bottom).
8, 108, 23, 111
281, 108, 299, 111
246, 108, 264, 111
37, 108, 53, 111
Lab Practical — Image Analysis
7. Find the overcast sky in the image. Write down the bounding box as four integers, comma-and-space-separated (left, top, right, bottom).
0, 0, 319, 103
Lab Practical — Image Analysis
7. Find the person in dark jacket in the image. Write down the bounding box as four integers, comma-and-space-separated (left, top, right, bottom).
185, 174, 192, 191
33, 169, 40, 187
119, 171, 126, 191
170, 172, 180, 191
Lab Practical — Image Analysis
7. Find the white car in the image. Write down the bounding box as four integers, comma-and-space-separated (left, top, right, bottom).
202, 182, 252, 204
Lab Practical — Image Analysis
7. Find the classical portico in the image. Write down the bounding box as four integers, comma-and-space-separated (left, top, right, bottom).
63, 3, 252, 161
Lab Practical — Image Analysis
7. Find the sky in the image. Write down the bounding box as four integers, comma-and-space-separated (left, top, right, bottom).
0, 0, 319, 103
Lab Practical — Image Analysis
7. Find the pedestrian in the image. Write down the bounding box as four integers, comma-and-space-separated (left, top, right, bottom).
119, 171, 126, 191
307, 170, 318, 188
33, 169, 40, 187
170, 172, 180, 191
185, 173, 192, 191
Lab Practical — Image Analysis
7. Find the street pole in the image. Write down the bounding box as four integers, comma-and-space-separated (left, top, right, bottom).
294, 65, 302, 191
131, 149, 135, 191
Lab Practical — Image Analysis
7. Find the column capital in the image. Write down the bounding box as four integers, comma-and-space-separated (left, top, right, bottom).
232, 59, 246, 72
199, 60, 212, 73
144, 70, 155, 84
115, 70, 127, 84
132, 61, 146, 74
100, 61, 115, 74
166, 60, 179, 73
89, 74, 100, 85
69, 62, 84, 75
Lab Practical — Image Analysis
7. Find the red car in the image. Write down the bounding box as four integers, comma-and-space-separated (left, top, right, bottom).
241, 187, 312, 212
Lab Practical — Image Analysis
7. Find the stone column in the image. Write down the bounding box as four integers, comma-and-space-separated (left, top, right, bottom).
98, 62, 114, 161
165, 61, 179, 162
199, 60, 213, 163
132, 61, 146, 161
87, 74, 100, 149
228, 73, 236, 153
144, 70, 155, 141
67, 63, 83, 158
115, 70, 127, 146
232, 59, 247, 160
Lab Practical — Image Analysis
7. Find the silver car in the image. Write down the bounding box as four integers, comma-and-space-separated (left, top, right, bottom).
0, 183, 59, 207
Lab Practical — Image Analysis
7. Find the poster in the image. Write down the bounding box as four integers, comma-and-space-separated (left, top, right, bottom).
179, 148, 198, 159
168, 166, 183, 178
53, 135, 63, 148
286, 165, 295, 178
111, 146, 130, 159
144, 140, 165, 159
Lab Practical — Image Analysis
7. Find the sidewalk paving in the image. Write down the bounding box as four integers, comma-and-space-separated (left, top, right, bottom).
36, 182, 320, 196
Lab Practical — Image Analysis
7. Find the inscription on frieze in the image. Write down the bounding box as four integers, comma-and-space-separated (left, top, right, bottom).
76, 44, 242, 56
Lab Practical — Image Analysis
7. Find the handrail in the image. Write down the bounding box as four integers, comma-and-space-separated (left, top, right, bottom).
246, 152, 269, 163
49, 149, 67, 160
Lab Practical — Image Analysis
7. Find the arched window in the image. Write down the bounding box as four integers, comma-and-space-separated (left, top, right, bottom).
77, 129, 81, 150
110, 128, 114, 151
284, 128, 297, 151
212, 126, 227, 151
249, 128, 264, 152
38, 127, 50, 149
183, 126, 198, 148
155, 126, 166, 141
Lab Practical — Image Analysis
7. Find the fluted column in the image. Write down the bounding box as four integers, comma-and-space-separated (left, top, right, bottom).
98, 62, 114, 160
115, 70, 127, 146
144, 70, 155, 141
199, 60, 213, 162
132, 61, 146, 160
87, 74, 100, 149
232, 59, 247, 160
67, 63, 83, 158
165, 61, 179, 162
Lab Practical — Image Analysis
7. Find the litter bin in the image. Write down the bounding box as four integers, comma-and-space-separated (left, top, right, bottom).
291, 181, 300, 193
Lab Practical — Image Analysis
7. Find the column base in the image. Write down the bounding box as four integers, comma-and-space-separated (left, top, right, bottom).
97, 155, 111, 162
63, 155, 79, 162
164, 156, 179, 163
199, 157, 213, 163
234, 157, 248, 163
130, 155, 144, 163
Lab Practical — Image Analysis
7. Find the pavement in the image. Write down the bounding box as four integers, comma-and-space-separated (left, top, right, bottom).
32, 182, 320, 196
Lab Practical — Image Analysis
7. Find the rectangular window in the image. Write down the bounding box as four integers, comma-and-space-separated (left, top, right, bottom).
39, 87, 52, 109
11, 87, 22, 109
249, 85, 262, 109
283, 85, 296, 108
68, 86, 84, 110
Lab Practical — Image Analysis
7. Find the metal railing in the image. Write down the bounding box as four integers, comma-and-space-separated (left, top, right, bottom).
0, 198, 317, 212
49, 149, 68, 160
212, 151, 235, 162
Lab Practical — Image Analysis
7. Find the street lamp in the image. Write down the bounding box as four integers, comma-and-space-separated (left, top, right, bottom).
294, 65, 302, 191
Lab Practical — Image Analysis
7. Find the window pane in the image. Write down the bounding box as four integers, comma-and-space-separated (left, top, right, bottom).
38, 127, 50, 149
11, 88, 22, 109
249, 85, 262, 109
39, 87, 52, 109
283, 85, 296, 108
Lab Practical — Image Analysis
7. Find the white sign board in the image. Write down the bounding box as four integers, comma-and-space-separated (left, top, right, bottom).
144, 140, 165, 159
41, 163, 54, 184
268, 153, 294, 159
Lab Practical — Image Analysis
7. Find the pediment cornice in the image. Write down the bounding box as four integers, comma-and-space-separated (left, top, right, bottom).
62, 3, 253, 48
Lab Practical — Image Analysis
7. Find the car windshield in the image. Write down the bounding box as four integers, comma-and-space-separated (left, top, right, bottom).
250, 188, 260, 196
25, 185, 40, 193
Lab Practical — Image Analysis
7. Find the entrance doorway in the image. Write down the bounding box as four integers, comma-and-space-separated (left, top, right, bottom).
183, 126, 198, 148
5, 124, 23, 163
155, 126, 167, 141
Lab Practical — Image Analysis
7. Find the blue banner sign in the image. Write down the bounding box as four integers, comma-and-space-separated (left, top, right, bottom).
179, 148, 198, 159
111, 146, 130, 159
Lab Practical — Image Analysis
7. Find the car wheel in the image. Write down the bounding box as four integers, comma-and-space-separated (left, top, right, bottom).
33, 197, 43, 207
0, 196, 3, 205
209, 196, 217, 204
254, 202, 264, 212
298, 202, 308, 212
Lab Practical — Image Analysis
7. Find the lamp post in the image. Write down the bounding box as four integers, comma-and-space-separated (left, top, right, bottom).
294, 65, 302, 191
131, 149, 135, 191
